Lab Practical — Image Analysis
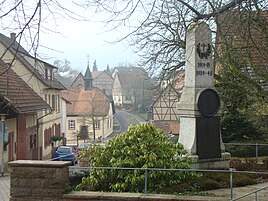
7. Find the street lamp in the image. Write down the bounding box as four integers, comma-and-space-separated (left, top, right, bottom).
1, 113, 7, 177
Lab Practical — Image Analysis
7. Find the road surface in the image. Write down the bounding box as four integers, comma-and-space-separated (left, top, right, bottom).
105, 110, 147, 141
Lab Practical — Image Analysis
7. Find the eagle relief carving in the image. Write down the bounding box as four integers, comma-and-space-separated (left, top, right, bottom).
196, 43, 211, 59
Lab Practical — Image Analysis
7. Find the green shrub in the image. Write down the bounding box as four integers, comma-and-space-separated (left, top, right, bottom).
76, 123, 196, 193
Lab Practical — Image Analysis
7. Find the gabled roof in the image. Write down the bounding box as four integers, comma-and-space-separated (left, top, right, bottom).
91, 71, 102, 79
153, 70, 185, 100
71, 72, 84, 87
92, 71, 113, 79
0, 59, 51, 114
0, 33, 65, 90
114, 67, 149, 89
151, 82, 181, 109
61, 87, 110, 116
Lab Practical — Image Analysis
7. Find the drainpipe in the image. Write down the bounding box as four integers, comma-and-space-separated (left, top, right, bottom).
36, 109, 52, 160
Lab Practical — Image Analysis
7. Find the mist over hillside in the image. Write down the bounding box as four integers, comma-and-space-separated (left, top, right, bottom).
53, 59, 79, 87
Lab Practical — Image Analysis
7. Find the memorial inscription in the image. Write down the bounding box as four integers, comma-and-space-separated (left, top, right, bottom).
196, 42, 213, 78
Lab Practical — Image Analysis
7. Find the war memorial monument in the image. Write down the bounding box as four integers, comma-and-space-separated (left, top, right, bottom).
177, 22, 230, 168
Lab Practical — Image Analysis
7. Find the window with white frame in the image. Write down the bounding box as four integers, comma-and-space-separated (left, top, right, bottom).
94, 120, 100, 130
68, 120, 75, 130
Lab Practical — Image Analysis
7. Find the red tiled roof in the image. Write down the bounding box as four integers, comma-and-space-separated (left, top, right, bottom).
0, 60, 51, 114
61, 87, 110, 116
153, 121, 180, 134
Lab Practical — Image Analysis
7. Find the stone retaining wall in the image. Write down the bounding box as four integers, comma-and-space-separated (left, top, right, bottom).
8, 160, 219, 201
9, 160, 70, 201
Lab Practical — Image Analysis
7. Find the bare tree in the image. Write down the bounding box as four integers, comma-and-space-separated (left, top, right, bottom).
78, 1, 268, 140
2, 1, 267, 141
0, 1, 86, 62
3, 1, 267, 77
78, 0, 268, 77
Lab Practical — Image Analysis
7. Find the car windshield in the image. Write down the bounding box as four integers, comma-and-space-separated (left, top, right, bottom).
57, 147, 71, 153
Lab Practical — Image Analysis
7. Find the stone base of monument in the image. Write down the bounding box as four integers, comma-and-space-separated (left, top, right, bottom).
189, 152, 231, 169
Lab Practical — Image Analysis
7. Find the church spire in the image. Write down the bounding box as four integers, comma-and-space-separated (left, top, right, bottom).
84, 62, 93, 90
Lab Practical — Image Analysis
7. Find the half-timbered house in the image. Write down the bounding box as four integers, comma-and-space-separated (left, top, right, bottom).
150, 70, 185, 134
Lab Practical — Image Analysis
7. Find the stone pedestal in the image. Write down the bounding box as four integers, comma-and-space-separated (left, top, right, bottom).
190, 152, 231, 169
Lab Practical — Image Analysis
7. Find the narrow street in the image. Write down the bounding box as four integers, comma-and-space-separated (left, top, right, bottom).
115, 110, 147, 133
106, 109, 147, 141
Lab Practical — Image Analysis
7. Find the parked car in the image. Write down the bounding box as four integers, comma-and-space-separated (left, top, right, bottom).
76, 143, 92, 155
52, 146, 78, 166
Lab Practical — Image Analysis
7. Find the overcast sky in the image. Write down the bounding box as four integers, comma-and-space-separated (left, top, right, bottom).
0, 1, 140, 73
38, 17, 138, 73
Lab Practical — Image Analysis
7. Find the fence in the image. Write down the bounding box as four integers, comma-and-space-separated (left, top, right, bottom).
68, 165, 268, 201
50, 145, 268, 200
224, 143, 268, 158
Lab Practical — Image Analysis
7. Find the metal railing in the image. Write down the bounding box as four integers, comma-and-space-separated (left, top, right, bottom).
224, 143, 268, 159
233, 185, 268, 201
69, 166, 268, 200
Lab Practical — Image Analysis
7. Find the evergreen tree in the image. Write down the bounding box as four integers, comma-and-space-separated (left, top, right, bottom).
105, 64, 111, 75
93, 60, 98, 71
216, 62, 267, 142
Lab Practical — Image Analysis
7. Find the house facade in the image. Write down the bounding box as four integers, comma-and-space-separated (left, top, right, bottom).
0, 33, 65, 159
92, 71, 113, 97
112, 67, 153, 110
0, 59, 51, 170
62, 66, 114, 146
72, 70, 114, 97
149, 70, 184, 134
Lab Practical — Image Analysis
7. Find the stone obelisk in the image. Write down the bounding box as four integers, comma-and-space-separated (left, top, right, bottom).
177, 22, 230, 168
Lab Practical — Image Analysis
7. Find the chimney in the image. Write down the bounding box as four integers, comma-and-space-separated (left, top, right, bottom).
10, 33, 16, 42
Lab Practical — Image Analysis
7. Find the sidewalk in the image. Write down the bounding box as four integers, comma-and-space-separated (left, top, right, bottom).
0, 175, 10, 201
203, 181, 268, 201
